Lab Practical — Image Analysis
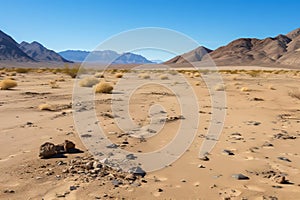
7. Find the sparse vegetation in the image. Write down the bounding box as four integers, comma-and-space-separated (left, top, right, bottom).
49, 80, 60, 89
115, 73, 123, 78
79, 77, 99, 87
138, 73, 150, 79
15, 68, 31, 73
194, 72, 201, 77
94, 82, 113, 93
0, 79, 18, 90
159, 74, 169, 80
94, 72, 104, 78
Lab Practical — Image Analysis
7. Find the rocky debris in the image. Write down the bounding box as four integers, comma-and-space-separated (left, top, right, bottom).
232, 174, 249, 180
39, 140, 77, 159
271, 175, 289, 184
160, 115, 185, 123
246, 121, 261, 126
277, 156, 291, 162
262, 141, 274, 147
229, 132, 244, 141
3, 189, 15, 194
273, 132, 296, 140
157, 188, 163, 192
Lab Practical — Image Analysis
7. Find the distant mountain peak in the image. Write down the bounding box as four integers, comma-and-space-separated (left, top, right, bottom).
19, 40, 72, 63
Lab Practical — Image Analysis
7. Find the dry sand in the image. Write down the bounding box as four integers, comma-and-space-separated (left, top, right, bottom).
0, 68, 300, 199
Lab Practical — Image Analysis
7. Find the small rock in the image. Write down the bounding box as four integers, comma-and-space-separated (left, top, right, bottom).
199, 155, 209, 161
64, 140, 76, 152
93, 161, 102, 169
112, 179, 122, 187
128, 166, 146, 177
232, 174, 249, 180
69, 185, 77, 191
126, 154, 137, 160
180, 179, 186, 182
198, 164, 205, 168
39, 142, 56, 158
277, 156, 291, 162
222, 149, 234, 155
106, 143, 118, 149
86, 161, 94, 170
157, 188, 163, 192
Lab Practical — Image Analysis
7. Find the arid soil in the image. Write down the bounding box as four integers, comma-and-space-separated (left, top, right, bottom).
0, 68, 300, 200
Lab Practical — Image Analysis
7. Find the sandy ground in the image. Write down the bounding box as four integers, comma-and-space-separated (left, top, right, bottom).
0, 68, 300, 200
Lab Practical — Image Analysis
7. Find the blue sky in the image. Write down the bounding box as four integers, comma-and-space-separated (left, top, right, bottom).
1, 0, 300, 60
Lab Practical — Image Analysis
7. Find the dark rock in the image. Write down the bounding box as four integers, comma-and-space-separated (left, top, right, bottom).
277, 156, 291, 162
128, 166, 146, 177
199, 155, 209, 161
222, 149, 235, 155
126, 154, 137, 160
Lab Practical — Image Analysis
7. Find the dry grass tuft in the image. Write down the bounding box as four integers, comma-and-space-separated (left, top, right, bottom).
0, 79, 18, 90
94, 82, 113, 93
138, 73, 150, 79
159, 74, 169, 80
194, 72, 201, 77
115, 73, 123, 78
49, 81, 60, 89
94, 72, 104, 78
195, 81, 201, 86
79, 77, 99, 87
38, 103, 56, 111
241, 87, 251, 92
288, 89, 300, 100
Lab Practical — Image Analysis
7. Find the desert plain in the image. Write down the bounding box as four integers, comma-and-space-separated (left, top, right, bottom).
0, 66, 300, 200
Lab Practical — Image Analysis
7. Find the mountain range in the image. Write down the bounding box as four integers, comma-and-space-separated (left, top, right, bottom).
58, 50, 153, 64
166, 28, 300, 67
0, 30, 153, 64
1, 28, 300, 67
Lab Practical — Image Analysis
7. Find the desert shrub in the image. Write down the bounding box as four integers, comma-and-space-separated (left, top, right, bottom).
115, 73, 123, 78
159, 74, 169, 80
15, 68, 31, 73
168, 70, 178, 75
241, 87, 251, 92
94, 82, 113, 93
194, 72, 201, 77
0, 79, 17, 90
215, 84, 226, 91
288, 89, 300, 100
138, 73, 150, 79
94, 72, 104, 78
61, 66, 80, 78
79, 77, 99, 87
55, 76, 65, 82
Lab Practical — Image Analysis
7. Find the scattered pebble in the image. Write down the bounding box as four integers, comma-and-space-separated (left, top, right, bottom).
232, 174, 249, 180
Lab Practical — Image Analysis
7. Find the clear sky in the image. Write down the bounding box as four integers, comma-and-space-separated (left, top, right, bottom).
1, 0, 300, 61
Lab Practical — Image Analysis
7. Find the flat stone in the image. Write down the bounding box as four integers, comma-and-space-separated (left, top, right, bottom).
277, 156, 291, 162
222, 149, 235, 155
232, 174, 249, 180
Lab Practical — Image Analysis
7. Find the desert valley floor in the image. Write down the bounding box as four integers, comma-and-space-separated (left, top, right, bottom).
0, 68, 300, 200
